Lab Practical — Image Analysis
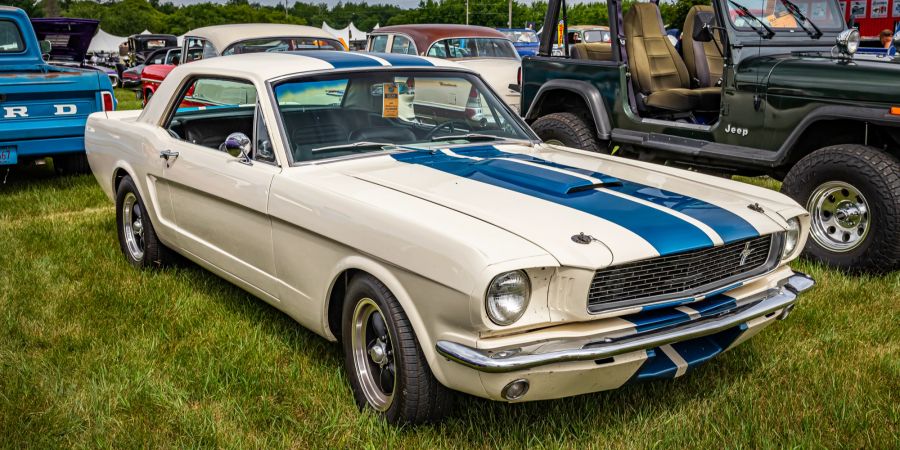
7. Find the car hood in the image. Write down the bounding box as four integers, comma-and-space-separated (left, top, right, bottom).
743, 53, 900, 104
330, 143, 797, 269
30, 18, 99, 63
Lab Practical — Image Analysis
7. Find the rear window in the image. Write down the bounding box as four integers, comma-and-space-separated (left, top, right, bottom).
0, 20, 24, 53
222, 38, 344, 55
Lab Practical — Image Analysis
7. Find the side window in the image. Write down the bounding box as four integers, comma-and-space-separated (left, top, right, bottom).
370, 35, 388, 52
254, 107, 276, 164
165, 78, 258, 152
426, 42, 447, 58
184, 38, 206, 62
202, 40, 218, 59
390, 35, 416, 55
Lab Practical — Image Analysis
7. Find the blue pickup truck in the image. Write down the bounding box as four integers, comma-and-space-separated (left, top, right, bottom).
0, 6, 115, 174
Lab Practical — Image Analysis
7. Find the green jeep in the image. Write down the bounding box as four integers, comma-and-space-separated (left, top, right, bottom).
521, 0, 900, 272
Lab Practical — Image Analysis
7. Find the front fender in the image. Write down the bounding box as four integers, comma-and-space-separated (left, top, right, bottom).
525, 79, 611, 140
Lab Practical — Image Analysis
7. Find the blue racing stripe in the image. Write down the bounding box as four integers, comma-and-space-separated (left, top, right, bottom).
391, 149, 714, 255
370, 52, 434, 67
290, 51, 384, 69
623, 308, 691, 333
448, 146, 759, 244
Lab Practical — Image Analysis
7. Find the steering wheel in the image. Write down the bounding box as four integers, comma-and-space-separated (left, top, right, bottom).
425, 121, 470, 140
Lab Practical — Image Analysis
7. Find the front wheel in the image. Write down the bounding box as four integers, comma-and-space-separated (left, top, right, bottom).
341, 274, 452, 424
782, 145, 900, 273
531, 112, 606, 153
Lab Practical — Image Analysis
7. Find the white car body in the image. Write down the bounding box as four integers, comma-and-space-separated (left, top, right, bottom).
85, 52, 814, 405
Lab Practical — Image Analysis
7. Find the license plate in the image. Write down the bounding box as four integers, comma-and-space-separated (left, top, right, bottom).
0, 146, 16, 165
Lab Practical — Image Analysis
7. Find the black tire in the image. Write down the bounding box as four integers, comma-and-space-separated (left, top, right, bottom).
53, 153, 91, 175
782, 145, 900, 273
531, 112, 606, 153
115, 175, 174, 269
341, 273, 453, 424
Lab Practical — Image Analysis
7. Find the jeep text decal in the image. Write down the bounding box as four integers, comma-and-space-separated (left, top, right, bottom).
724, 124, 749, 137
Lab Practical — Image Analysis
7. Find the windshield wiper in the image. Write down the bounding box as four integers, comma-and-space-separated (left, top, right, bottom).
778, 0, 823, 39
728, 0, 776, 39
431, 133, 505, 142
311, 141, 397, 152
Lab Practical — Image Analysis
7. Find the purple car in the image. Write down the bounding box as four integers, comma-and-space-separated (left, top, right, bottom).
30, 17, 120, 87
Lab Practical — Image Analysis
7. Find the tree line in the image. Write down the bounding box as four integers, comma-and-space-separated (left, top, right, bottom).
10, 0, 702, 37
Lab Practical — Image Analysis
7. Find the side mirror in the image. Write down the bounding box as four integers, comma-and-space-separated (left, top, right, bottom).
692, 12, 717, 43
40, 39, 52, 56
221, 132, 252, 164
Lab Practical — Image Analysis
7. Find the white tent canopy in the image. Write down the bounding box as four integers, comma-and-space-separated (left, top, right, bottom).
140, 29, 152, 35
321, 22, 368, 42
87, 27, 126, 54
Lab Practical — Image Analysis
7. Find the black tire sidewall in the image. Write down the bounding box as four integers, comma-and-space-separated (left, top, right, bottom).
115, 176, 165, 269
783, 145, 900, 272
532, 112, 604, 153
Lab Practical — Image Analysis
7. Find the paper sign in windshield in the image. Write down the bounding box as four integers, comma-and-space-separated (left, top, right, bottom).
383, 83, 398, 118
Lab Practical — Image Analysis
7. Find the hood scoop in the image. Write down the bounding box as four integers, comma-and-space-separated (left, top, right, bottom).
394, 148, 622, 197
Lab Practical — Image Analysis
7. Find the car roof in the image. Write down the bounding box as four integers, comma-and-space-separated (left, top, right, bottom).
185, 24, 340, 53
568, 25, 611, 31
372, 24, 509, 49
170, 51, 464, 82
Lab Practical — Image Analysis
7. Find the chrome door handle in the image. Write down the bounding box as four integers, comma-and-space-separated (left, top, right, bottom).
159, 149, 179, 160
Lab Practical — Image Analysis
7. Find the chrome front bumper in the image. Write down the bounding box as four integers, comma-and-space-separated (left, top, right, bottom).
436, 273, 815, 374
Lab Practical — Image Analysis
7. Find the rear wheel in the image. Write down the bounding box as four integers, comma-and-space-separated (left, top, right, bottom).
531, 112, 606, 153
782, 145, 900, 273
341, 274, 452, 424
115, 175, 174, 269
53, 153, 90, 175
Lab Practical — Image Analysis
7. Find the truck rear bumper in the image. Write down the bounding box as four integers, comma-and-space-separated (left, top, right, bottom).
1, 136, 85, 165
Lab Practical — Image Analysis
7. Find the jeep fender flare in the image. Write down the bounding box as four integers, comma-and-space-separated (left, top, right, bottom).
775, 105, 900, 166
525, 79, 611, 140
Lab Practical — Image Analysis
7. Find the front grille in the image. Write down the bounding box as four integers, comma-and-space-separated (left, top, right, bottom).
588, 234, 777, 312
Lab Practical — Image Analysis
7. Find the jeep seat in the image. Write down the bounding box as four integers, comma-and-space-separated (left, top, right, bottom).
624, 3, 720, 112
683, 5, 725, 87
570, 42, 614, 61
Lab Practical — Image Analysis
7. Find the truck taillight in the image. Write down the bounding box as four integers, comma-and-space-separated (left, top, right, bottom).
101, 91, 115, 111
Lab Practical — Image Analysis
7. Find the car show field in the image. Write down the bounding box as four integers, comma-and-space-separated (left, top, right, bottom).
0, 89, 897, 447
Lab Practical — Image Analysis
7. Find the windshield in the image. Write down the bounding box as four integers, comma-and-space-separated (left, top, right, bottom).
726, 0, 844, 31
0, 20, 24, 53
223, 37, 344, 55
583, 29, 611, 42
273, 71, 532, 164
501, 30, 539, 44
427, 38, 519, 59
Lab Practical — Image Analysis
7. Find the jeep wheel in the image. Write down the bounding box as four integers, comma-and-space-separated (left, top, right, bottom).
782, 145, 900, 273
531, 112, 606, 153
341, 273, 452, 424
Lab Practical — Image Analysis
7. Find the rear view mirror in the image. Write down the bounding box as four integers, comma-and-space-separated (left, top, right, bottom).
221, 132, 252, 164
692, 11, 717, 43
40, 40, 52, 56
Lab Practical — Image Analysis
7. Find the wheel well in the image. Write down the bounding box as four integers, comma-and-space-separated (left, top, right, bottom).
326, 268, 362, 342
528, 89, 592, 124
784, 119, 900, 171
112, 168, 129, 193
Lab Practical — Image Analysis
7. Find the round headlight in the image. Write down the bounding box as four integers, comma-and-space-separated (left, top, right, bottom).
485, 270, 531, 326
782, 217, 801, 259
836, 29, 860, 55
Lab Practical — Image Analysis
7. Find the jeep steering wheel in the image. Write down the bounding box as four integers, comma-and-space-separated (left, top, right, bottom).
425, 121, 469, 140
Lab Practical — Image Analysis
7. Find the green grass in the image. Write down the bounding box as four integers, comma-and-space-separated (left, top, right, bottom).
114, 87, 144, 112
0, 93, 897, 448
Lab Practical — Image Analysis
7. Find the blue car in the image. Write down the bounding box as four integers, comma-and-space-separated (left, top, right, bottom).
0, 6, 115, 173
497, 28, 540, 57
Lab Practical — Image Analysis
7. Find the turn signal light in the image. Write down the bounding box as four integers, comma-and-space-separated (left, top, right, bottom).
890, 106, 900, 116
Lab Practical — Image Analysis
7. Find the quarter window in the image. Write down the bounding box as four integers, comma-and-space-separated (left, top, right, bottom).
370, 35, 388, 52
390, 35, 417, 55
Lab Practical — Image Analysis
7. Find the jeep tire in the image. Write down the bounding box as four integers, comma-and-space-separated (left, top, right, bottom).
782, 145, 900, 273
531, 112, 606, 153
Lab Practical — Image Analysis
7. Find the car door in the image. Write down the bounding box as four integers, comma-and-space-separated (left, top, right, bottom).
157, 76, 281, 297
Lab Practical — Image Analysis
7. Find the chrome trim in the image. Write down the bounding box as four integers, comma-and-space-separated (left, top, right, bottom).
436, 273, 814, 373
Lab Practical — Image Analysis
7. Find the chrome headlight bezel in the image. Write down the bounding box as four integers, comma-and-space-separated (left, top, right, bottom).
836, 29, 860, 56
782, 217, 801, 260
485, 270, 531, 326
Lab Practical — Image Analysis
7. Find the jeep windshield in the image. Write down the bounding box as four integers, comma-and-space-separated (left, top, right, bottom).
725, 0, 844, 34
273, 70, 533, 164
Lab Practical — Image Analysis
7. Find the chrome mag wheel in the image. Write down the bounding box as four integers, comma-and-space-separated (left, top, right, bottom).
122, 192, 145, 261
808, 181, 870, 252
351, 298, 396, 411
